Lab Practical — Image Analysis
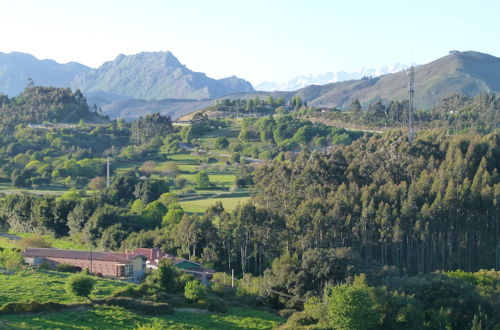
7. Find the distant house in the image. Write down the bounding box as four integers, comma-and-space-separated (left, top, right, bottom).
132, 248, 214, 284
23, 248, 146, 283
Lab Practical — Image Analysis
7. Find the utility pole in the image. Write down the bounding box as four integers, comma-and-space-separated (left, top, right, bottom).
106, 156, 111, 188
89, 245, 93, 274
407, 66, 415, 144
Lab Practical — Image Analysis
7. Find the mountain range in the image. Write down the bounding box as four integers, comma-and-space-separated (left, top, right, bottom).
255, 63, 409, 91
0, 52, 90, 97
0, 51, 254, 101
1, 50, 500, 120
290, 50, 500, 109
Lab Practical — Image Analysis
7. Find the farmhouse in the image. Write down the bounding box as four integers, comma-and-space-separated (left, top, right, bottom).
132, 248, 214, 284
23, 248, 146, 283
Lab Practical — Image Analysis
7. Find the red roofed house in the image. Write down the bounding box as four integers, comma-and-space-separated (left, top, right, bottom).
24, 248, 146, 283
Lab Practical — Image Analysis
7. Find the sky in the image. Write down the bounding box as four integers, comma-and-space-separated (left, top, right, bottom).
1, 0, 499, 85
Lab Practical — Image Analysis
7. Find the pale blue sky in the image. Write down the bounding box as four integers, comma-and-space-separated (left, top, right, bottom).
1, 0, 499, 85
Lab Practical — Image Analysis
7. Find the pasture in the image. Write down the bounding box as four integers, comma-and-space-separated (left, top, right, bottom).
0, 306, 283, 329
0, 270, 130, 306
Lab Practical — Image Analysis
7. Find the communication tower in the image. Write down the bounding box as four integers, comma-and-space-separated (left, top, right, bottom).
407, 66, 415, 144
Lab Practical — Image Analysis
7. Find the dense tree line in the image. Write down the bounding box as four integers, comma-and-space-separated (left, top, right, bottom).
281, 270, 500, 329
131, 113, 173, 145
309, 93, 500, 133
252, 130, 500, 273
0, 86, 105, 132
209, 96, 287, 116
3, 130, 499, 276
237, 115, 360, 150
0, 124, 130, 188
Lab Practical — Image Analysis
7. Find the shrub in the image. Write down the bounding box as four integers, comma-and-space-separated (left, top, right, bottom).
16, 235, 52, 250
184, 280, 207, 302
199, 295, 228, 313
145, 259, 189, 294
0, 249, 24, 270
101, 297, 173, 315
175, 177, 188, 188
0, 301, 66, 315
259, 150, 273, 160
88, 176, 106, 190
112, 283, 149, 299
66, 273, 95, 301
230, 152, 241, 164
280, 311, 318, 329
135, 319, 170, 330
214, 137, 229, 150
56, 263, 81, 273
278, 309, 297, 319
303, 296, 326, 321
325, 284, 379, 330
194, 171, 211, 189
210, 272, 234, 295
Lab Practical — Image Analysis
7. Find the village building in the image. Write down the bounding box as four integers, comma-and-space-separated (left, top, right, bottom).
23, 248, 146, 283
132, 248, 214, 284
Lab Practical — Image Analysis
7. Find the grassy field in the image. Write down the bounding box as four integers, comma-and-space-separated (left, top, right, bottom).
0, 306, 283, 329
0, 236, 18, 249
0, 184, 68, 195
179, 195, 250, 213
178, 173, 236, 188
10, 233, 88, 250
0, 270, 130, 306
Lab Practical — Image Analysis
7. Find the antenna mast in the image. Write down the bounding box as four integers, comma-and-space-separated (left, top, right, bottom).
407, 66, 415, 144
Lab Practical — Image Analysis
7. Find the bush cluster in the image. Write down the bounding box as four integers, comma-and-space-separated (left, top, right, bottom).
0, 301, 66, 315
100, 297, 173, 315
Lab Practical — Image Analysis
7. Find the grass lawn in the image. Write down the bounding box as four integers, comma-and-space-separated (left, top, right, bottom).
114, 160, 139, 175
179, 195, 250, 213
0, 306, 283, 329
167, 153, 206, 163
11, 233, 88, 250
177, 164, 199, 173
0, 269, 130, 306
0, 184, 68, 195
199, 126, 241, 139
178, 174, 236, 188
0, 236, 18, 249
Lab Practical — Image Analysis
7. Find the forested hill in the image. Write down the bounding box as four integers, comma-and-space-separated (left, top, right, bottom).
0, 86, 108, 131
291, 51, 500, 109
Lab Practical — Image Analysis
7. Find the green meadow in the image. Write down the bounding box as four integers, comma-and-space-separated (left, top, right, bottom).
0, 306, 283, 330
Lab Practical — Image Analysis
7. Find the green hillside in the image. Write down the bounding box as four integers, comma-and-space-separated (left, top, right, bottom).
0, 86, 108, 130
1, 306, 283, 329
292, 51, 500, 109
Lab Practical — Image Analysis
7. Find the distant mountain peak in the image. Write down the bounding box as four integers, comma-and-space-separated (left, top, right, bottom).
256, 63, 410, 92
69, 51, 254, 100
163, 51, 182, 68
0, 52, 91, 97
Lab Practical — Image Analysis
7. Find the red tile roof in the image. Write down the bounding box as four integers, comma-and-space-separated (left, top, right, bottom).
24, 248, 146, 262
132, 248, 163, 260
